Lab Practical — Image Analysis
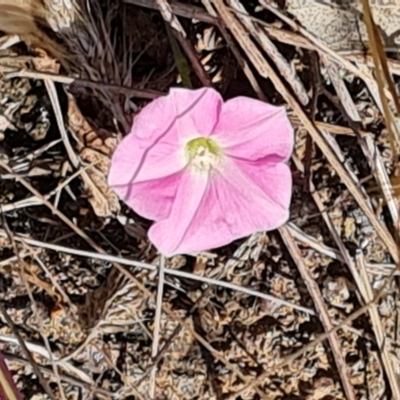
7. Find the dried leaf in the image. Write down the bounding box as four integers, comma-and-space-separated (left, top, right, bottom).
67, 94, 119, 156
80, 147, 120, 216
67, 95, 120, 217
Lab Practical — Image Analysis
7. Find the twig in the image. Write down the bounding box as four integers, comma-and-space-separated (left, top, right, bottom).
360, 0, 400, 151
321, 54, 361, 121
359, 135, 399, 227
2, 68, 162, 99
20, 266, 67, 400
155, 0, 187, 37
149, 255, 166, 399
258, 1, 382, 86
5, 217, 67, 398
44, 80, 79, 168
303, 53, 320, 192
124, 0, 218, 24
279, 226, 357, 400
287, 223, 342, 260
228, 0, 309, 105
1, 159, 95, 213
170, 27, 213, 87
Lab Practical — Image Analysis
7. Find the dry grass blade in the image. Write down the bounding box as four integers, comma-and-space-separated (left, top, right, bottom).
125, 0, 218, 24
360, 0, 400, 151
228, 0, 309, 105
293, 146, 398, 396
320, 54, 361, 122
287, 223, 342, 261
355, 251, 400, 398
291, 155, 355, 265
279, 226, 357, 400
4, 217, 68, 399
44, 75, 120, 217
1, 162, 96, 213
67, 95, 121, 217
213, 0, 399, 263
0, 334, 96, 385
0, 214, 57, 400
3, 68, 162, 99
149, 255, 166, 399
155, 0, 187, 37
346, 53, 400, 77
19, 266, 67, 400
360, 135, 399, 227
258, 1, 384, 87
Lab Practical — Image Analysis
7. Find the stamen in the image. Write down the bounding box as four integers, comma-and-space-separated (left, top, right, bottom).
185, 137, 221, 172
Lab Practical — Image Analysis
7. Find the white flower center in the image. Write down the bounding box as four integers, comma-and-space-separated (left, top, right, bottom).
185, 137, 221, 172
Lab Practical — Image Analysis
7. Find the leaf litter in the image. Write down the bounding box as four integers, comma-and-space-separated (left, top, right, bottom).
0, 0, 400, 399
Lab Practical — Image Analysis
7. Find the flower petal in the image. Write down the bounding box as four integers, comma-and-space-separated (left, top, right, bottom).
108, 134, 186, 220
149, 158, 290, 256
212, 97, 294, 161
121, 172, 183, 221
170, 87, 223, 140
132, 90, 179, 144
235, 158, 292, 210
148, 171, 209, 255
108, 99, 187, 218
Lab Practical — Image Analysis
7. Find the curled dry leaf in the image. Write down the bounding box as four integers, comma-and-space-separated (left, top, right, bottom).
67, 93, 119, 156
67, 94, 121, 217
79, 147, 121, 216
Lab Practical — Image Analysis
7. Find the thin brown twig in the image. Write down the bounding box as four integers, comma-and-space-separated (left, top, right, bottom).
360, 0, 400, 150
228, 0, 309, 105
303, 53, 321, 192
1, 68, 162, 99
20, 265, 67, 400
134, 254, 241, 392
355, 251, 400, 398
279, 226, 357, 400
171, 28, 213, 87
126, 0, 400, 82
126, 0, 267, 99
149, 255, 166, 399
124, 0, 218, 24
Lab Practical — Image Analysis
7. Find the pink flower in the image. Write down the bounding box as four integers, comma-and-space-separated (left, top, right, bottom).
109, 88, 293, 256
